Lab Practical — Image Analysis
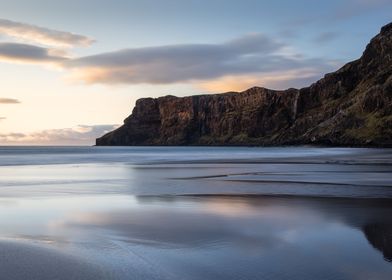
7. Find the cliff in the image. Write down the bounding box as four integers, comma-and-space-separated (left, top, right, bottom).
96, 22, 392, 147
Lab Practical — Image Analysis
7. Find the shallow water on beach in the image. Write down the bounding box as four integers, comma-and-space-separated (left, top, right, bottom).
0, 146, 391, 279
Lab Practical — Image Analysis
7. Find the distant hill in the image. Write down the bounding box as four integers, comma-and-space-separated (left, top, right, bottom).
97, 22, 392, 147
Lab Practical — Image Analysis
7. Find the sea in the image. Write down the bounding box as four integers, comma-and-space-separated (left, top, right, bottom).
0, 146, 391, 279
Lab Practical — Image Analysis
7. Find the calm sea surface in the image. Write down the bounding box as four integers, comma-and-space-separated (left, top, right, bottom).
0, 146, 391, 279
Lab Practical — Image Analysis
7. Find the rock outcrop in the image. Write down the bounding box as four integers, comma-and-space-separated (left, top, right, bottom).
363, 224, 392, 262
96, 22, 392, 147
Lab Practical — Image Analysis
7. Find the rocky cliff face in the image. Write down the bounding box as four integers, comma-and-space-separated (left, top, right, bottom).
96, 23, 392, 147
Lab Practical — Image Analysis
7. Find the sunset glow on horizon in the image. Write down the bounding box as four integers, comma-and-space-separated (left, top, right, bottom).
0, 0, 390, 145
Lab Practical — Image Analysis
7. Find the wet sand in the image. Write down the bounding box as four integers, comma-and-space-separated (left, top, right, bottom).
0, 195, 391, 279
0, 241, 106, 280
0, 147, 391, 279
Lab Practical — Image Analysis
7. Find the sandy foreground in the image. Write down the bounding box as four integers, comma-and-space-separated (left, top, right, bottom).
0, 147, 391, 279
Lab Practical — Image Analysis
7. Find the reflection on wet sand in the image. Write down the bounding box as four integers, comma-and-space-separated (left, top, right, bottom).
0, 241, 105, 280
0, 147, 391, 279
3, 195, 386, 280
363, 224, 392, 262
0, 195, 391, 279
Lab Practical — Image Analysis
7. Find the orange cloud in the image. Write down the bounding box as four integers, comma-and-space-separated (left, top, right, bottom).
0, 18, 94, 48
0, 124, 118, 145
198, 68, 323, 92
65, 67, 122, 84
0, 98, 20, 104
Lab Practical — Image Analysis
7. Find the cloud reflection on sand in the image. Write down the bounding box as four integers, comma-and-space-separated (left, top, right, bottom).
0, 147, 392, 279
0, 195, 391, 280
41, 195, 392, 279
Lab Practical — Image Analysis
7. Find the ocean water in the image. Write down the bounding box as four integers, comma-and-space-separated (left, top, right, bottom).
0, 146, 391, 279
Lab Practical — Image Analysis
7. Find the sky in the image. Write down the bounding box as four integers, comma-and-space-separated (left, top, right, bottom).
0, 0, 390, 145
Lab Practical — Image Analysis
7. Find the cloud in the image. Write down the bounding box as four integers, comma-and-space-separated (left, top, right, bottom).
65, 33, 337, 90
282, 0, 391, 31
0, 18, 94, 48
199, 68, 327, 92
335, 0, 392, 19
0, 98, 20, 104
0, 27, 339, 91
0, 42, 67, 65
0, 124, 118, 145
314, 32, 339, 44
0, 117, 6, 121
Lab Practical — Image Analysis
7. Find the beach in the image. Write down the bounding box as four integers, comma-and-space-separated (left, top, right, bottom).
0, 147, 391, 279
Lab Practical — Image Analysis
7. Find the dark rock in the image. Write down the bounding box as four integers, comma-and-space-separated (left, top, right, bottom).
96, 22, 392, 147
363, 224, 392, 262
